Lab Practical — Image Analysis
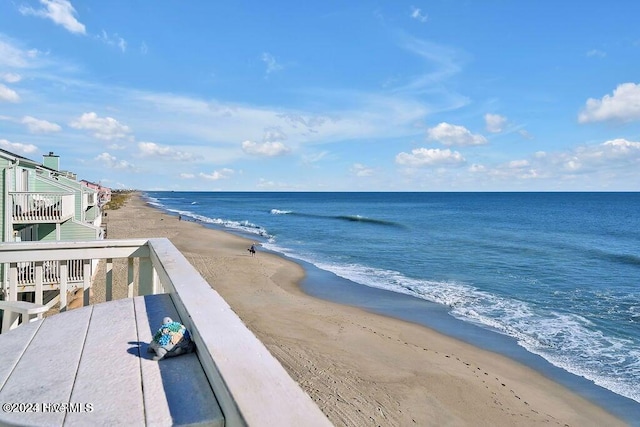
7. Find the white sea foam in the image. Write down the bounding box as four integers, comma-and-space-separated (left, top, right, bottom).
164, 208, 271, 237
144, 196, 162, 207
270, 209, 292, 215
258, 243, 640, 403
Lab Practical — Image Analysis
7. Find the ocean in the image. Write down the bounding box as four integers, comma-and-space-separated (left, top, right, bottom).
144, 191, 640, 422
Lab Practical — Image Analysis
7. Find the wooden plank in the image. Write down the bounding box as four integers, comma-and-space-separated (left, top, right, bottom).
134, 294, 223, 427
0, 320, 41, 389
0, 305, 93, 426
65, 298, 145, 426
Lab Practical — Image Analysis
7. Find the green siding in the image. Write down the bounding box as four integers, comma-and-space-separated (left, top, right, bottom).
57, 176, 84, 221
85, 205, 98, 222
33, 178, 65, 192
60, 220, 99, 241
38, 224, 57, 241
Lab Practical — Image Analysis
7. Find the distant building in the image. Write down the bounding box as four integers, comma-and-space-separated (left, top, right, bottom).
80, 179, 112, 207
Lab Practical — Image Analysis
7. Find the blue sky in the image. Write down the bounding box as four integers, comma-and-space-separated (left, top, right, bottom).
1, 1, 639, 191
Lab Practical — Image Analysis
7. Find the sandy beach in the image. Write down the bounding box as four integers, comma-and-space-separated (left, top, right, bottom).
101, 193, 625, 426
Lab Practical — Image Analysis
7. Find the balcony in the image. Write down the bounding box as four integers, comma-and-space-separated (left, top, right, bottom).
84, 191, 97, 208
0, 239, 330, 426
10, 192, 75, 224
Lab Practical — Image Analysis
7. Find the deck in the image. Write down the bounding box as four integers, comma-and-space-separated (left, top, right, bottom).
0, 238, 332, 427
0, 293, 223, 426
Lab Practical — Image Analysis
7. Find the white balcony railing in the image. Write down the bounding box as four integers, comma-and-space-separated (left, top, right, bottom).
12, 259, 85, 289
0, 239, 330, 427
10, 192, 75, 223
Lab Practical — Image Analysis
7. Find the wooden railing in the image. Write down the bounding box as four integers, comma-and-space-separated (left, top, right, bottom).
13, 259, 85, 286
10, 192, 75, 223
0, 239, 330, 427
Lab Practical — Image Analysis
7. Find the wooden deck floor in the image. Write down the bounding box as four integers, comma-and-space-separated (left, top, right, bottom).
0, 293, 224, 426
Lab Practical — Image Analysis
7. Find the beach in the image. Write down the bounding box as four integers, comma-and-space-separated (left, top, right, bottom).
102, 193, 625, 426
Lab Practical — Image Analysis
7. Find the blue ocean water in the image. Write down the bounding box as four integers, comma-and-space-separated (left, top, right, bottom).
145, 191, 640, 416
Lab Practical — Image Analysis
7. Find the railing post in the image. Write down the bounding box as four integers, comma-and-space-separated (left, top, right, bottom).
127, 258, 134, 298
34, 262, 44, 305
82, 259, 91, 306
1, 266, 20, 333
59, 261, 68, 312
139, 257, 153, 296
106, 258, 113, 301
152, 269, 161, 294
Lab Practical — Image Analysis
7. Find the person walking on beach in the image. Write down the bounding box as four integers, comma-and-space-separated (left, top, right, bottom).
248, 244, 256, 257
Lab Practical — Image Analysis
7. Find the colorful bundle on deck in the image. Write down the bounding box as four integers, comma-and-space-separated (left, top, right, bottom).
148, 316, 195, 360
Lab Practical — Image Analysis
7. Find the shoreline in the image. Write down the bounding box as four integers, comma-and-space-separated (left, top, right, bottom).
104, 192, 627, 426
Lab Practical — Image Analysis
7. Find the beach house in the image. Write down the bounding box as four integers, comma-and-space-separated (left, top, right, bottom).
1, 150, 104, 244
1, 149, 107, 319
79, 178, 112, 209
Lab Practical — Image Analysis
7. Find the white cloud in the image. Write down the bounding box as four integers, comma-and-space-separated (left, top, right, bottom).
602, 137, 640, 153
179, 173, 195, 179
135, 89, 428, 149
1, 73, 22, 83
0, 84, 20, 102
427, 122, 487, 146
394, 36, 468, 110
263, 127, 287, 143
395, 147, 466, 167
95, 152, 134, 169
0, 38, 44, 70
261, 52, 283, 75
0, 138, 38, 155
519, 129, 534, 140
199, 169, 234, 180
0, 40, 29, 68
469, 164, 486, 173
70, 112, 132, 140
97, 30, 127, 52
485, 113, 507, 133
22, 116, 61, 133
350, 163, 374, 177
19, 0, 86, 35
410, 7, 428, 23
241, 140, 291, 156
586, 49, 606, 58
256, 178, 298, 190
302, 151, 328, 164
485, 138, 640, 183
564, 158, 581, 171
138, 141, 196, 161
578, 83, 640, 123
508, 159, 529, 168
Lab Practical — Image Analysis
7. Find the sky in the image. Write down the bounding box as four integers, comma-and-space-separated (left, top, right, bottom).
1, 1, 639, 191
